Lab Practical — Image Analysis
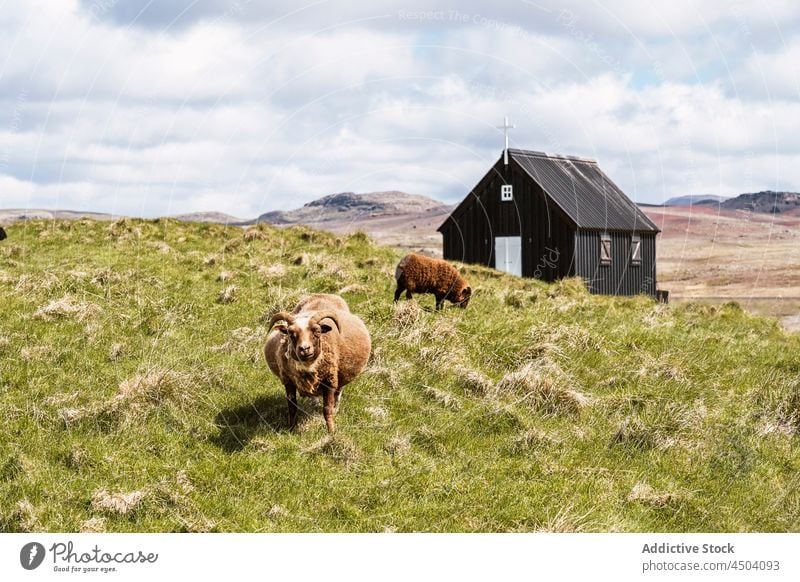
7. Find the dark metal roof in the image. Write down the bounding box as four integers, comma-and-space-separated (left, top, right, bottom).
509, 149, 660, 233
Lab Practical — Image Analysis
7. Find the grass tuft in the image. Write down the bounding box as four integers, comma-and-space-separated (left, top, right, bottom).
258, 264, 287, 280
243, 228, 268, 241
627, 482, 680, 508
385, 435, 412, 458
423, 385, 460, 409
66, 368, 199, 429
80, 517, 107, 533
391, 300, 422, 328
302, 435, 361, 466
753, 375, 800, 435
91, 489, 145, 515
3, 499, 39, 532
509, 428, 559, 453
217, 285, 238, 304
34, 296, 98, 320
108, 342, 124, 361
365, 405, 389, 421
493, 360, 589, 415
452, 365, 493, 395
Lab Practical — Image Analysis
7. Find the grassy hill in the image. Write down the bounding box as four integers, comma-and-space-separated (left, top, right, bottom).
0, 218, 798, 532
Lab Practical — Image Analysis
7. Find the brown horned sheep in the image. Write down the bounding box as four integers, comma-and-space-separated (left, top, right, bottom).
265, 294, 371, 432
394, 253, 472, 310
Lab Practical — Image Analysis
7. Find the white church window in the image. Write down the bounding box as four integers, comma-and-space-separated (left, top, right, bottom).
630, 235, 642, 266
600, 234, 612, 266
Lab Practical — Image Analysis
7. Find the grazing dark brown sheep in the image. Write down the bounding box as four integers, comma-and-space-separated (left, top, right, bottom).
264, 294, 371, 432
394, 253, 472, 310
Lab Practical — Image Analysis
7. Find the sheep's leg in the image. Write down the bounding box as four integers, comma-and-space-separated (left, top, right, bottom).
435, 295, 444, 310
322, 382, 338, 433
395, 274, 409, 302
285, 383, 299, 430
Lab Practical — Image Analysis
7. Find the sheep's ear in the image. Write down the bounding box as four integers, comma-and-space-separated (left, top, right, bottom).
320, 323, 334, 334
273, 323, 288, 334
464, 286, 472, 297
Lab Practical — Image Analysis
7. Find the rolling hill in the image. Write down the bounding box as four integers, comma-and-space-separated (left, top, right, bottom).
168, 212, 246, 224
0, 208, 122, 223
0, 191, 454, 255
663, 191, 800, 215
249, 191, 455, 255
663, 195, 729, 206
721, 191, 800, 214
0, 209, 245, 226
0, 218, 798, 532
252, 191, 451, 225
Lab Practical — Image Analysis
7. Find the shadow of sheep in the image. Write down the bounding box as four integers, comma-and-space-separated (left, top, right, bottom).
210, 394, 289, 453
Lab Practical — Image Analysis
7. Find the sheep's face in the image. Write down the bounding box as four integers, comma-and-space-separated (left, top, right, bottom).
456, 286, 472, 308
276, 318, 335, 362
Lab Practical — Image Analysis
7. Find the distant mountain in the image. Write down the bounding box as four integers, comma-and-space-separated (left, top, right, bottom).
168, 211, 245, 224
664, 194, 729, 206
251, 191, 452, 225
0, 209, 122, 223
662, 191, 800, 214
721, 191, 800, 214
248, 191, 454, 256
0, 208, 245, 225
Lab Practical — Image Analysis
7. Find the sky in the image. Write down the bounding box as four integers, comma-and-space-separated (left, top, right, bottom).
1, 0, 799, 218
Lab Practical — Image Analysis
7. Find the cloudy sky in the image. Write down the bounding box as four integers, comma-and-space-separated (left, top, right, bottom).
1, 0, 799, 218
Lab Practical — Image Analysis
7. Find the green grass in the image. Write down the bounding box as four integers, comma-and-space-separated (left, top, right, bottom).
1, 218, 799, 532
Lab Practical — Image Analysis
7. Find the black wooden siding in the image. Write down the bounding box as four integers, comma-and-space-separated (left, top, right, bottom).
519, 173, 575, 282
439, 150, 658, 297
441, 158, 577, 281
574, 231, 657, 295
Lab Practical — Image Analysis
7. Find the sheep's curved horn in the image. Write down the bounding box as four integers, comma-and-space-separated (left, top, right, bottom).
269, 311, 295, 329
311, 310, 340, 333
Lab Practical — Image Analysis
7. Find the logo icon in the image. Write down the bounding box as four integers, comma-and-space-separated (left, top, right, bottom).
20, 542, 46, 570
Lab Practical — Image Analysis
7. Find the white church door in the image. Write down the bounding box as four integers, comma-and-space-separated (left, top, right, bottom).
494, 236, 522, 277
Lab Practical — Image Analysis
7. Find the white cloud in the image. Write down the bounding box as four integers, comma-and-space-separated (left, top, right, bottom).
737, 37, 800, 100
2, 0, 800, 219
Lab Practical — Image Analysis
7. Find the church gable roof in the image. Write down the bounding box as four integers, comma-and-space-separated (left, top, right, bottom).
509, 149, 660, 233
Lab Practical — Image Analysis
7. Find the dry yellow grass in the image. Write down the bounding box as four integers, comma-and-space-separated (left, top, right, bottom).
493, 360, 589, 415
34, 296, 98, 320
91, 489, 145, 515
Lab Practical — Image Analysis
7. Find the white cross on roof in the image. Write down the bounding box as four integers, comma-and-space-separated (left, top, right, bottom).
497, 116, 515, 165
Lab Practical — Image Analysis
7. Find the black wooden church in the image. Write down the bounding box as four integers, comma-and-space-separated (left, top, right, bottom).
438, 133, 660, 296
